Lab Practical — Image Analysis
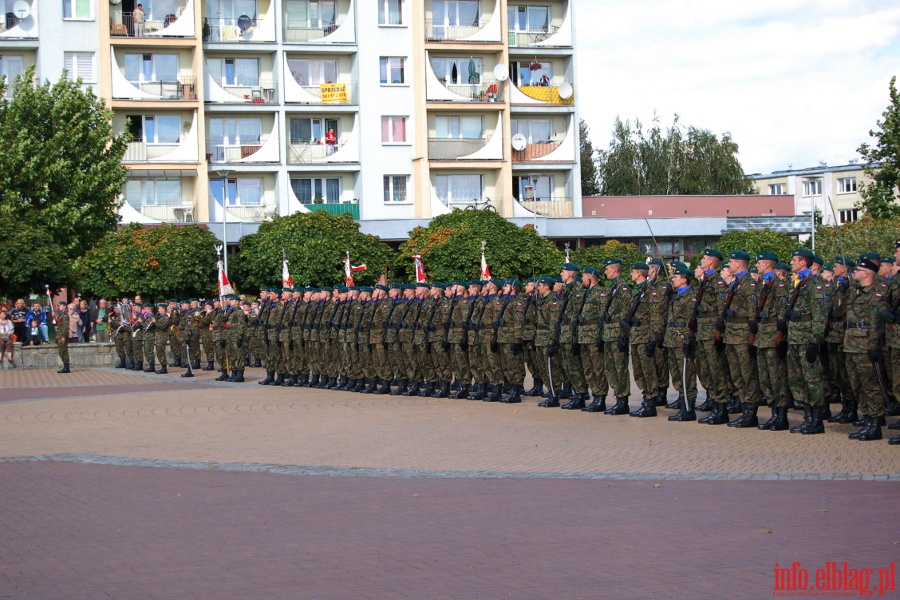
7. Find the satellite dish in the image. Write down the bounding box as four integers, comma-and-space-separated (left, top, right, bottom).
12, 1, 30, 19
492, 63, 509, 82
237, 14, 252, 31
511, 133, 527, 152
558, 82, 573, 100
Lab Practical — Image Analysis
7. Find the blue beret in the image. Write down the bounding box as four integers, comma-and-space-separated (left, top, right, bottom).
756, 252, 778, 262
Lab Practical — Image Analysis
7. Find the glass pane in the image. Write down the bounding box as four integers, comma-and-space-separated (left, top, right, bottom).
237, 119, 261, 143
517, 6, 526, 30
285, 0, 307, 27
235, 58, 258, 86
206, 58, 222, 84
323, 60, 337, 83
391, 58, 403, 84
435, 116, 449, 138
321, 1, 335, 24
145, 116, 155, 143
235, 0, 256, 18
392, 117, 405, 142
288, 59, 308, 86
325, 178, 340, 203
393, 176, 406, 201
156, 181, 181, 205
125, 180, 142, 208
291, 178, 312, 203
458, 1, 478, 26
75, 0, 91, 19
209, 119, 224, 143
155, 115, 180, 143
379, 58, 387, 84
238, 179, 262, 205
155, 55, 178, 81
314, 179, 322, 199
529, 6, 548, 30
143, 180, 156, 205
311, 118, 322, 141
210, 178, 225, 206
461, 116, 482, 138
227, 179, 238, 205
124, 54, 140, 82
381, 117, 390, 142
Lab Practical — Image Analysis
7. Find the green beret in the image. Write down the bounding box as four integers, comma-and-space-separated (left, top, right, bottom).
729, 250, 751, 262
553, 276, 563, 283
813, 255, 824, 266
775, 262, 790, 271
375, 284, 389, 292
631, 262, 650, 271
416, 282, 430, 288
583, 266, 600, 276
756, 252, 778, 262
431, 282, 447, 289
648, 258, 665, 267
336, 286, 347, 293
281, 287, 293, 293
882, 256, 896, 264
537, 276, 555, 286
241, 301, 251, 306
468, 280, 483, 287
526, 277, 536, 283
157, 302, 168, 307
823, 264, 834, 272
672, 265, 692, 277
858, 252, 881, 262
168, 298, 177, 303
603, 258, 623, 267
703, 248, 724, 260
189, 297, 198, 302
834, 256, 856, 268
487, 277, 503, 287
749, 266, 758, 274
561, 262, 580, 272
203, 300, 214, 306
508, 279, 522, 289
792, 248, 815, 259
670, 261, 689, 271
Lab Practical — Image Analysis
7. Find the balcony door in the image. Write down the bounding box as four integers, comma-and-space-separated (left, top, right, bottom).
287, 58, 337, 86
124, 53, 178, 84
290, 117, 338, 144
126, 114, 181, 144
207, 57, 259, 87
431, 56, 482, 85
291, 177, 341, 204
431, 0, 479, 39
435, 115, 483, 139
207, 0, 257, 21
285, 0, 335, 29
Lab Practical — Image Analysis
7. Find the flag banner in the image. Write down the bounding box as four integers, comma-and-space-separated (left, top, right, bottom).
46, 287, 56, 324
218, 259, 235, 296
480, 249, 491, 281
413, 254, 427, 283
344, 252, 366, 286
282, 252, 293, 289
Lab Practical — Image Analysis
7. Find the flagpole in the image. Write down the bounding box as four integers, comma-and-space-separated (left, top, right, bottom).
215, 244, 224, 306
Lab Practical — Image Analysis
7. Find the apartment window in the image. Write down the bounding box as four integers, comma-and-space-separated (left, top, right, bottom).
290, 117, 338, 143
802, 179, 822, 196
126, 115, 181, 144
209, 118, 261, 144
290, 177, 341, 203
210, 177, 262, 206
287, 58, 337, 86
64, 52, 95, 83
436, 174, 483, 205
507, 5, 549, 32
381, 116, 407, 143
431, 57, 482, 85
435, 115, 483, 138
378, 0, 402, 25
284, 0, 336, 29
838, 177, 857, 193
511, 60, 551, 86
383, 176, 408, 202
511, 118, 552, 143
125, 54, 179, 83
125, 180, 182, 208
379, 57, 405, 84
206, 58, 259, 87
0, 56, 24, 98
63, 0, 92, 19
430, 0, 479, 38
513, 175, 552, 201
768, 183, 786, 195
839, 208, 859, 223
207, 0, 258, 21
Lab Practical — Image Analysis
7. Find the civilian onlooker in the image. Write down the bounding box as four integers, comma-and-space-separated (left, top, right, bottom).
0, 310, 15, 368
134, 3, 145, 36
93, 298, 110, 343
77, 299, 91, 343
25, 317, 42, 346
9, 299, 27, 344
68, 303, 81, 343
25, 302, 48, 343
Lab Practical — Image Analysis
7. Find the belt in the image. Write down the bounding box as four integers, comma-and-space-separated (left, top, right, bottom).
667, 321, 686, 327
792, 315, 813, 323
846, 322, 871, 330
579, 318, 600, 326
697, 313, 715, 318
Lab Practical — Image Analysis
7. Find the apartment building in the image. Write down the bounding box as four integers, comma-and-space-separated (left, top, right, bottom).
36, 0, 582, 245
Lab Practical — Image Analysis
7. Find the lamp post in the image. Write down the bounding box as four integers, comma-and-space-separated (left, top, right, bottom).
529, 172, 541, 233
215, 169, 230, 275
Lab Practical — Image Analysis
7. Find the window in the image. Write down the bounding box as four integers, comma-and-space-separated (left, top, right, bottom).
64, 52, 95, 83
209, 118, 261, 144
435, 115, 483, 139
431, 56, 482, 85
206, 0, 258, 21
206, 58, 258, 87
513, 175, 552, 201
507, 5, 549, 32
384, 176, 408, 202
0, 56, 24, 98
127, 115, 182, 144
802, 179, 822, 196
511, 60, 551, 86
143, 0, 180, 21
379, 57, 405, 84
378, 0, 402, 25
63, 0, 92, 19
838, 177, 857, 194
125, 180, 182, 207
290, 117, 338, 143
210, 177, 263, 205
287, 58, 337, 86
768, 183, 786, 195
435, 174, 483, 205
430, 0, 479, 38
125, 54, 179, 83
284, 0, 336, 29
839, 208, 859, 223
290, 177, 341, 203
511, 118, 552, 143
381, 116, 407, 143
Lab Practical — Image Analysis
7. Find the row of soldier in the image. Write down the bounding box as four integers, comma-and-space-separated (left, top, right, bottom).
98, 240, 899, 444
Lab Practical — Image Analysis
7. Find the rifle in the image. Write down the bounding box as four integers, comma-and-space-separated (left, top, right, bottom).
441, 295, 458, 351
382, 300, 399, 348
597, 281, 620, 352
714, 278, 741, 352
490, 294, 511, 353
395, 298, 414, 335
774, 275, 810, 358
423, 297, 441, 353
749, 275, 776, 346
619, 284, 647, 351
460, 295, 478, 350
551, 286, 573, 351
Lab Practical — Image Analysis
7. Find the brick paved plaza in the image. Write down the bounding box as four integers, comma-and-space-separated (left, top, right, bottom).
2, 368, 899, 599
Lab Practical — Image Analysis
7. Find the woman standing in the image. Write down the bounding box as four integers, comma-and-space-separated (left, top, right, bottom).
77, 299, 92, 343
68, 303, 81, 344
0, 310, 16, 368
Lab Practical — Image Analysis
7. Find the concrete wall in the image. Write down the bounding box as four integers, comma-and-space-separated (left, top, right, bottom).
8, 342, 118, 370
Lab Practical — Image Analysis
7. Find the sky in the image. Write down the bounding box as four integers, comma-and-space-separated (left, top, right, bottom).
574, 0, 900, 175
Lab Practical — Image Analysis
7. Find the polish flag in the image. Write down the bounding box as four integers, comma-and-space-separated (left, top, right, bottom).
413, 253, 427, 283
282, 254, 293, 289
480, 248, 491, 281
344, 253, 366, 286
218, 260, 234, 296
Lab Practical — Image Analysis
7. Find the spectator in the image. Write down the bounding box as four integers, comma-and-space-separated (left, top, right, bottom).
77, 299, 91, 343
93, 298, 110, 343
0, 309, 15, 368
9, 298, 27, 344
325, 128, 337, 156
134, 3, 145, 36
538, 73, 550, 86
25, 317, 42, 346
68, 303, 81, 344
25, 302, 48, 343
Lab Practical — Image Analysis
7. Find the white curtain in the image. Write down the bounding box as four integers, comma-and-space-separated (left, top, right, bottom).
237, 179, 262, 205
437, 175, 482, 204
237, 119, 261, 143
388, 0, 401, 24
156, 181, 182, 205
234, 58, 258, 86
155, 54, 178, 82
325, 178, 340, 203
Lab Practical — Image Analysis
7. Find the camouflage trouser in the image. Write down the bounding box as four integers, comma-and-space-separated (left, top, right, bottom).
666, 345, 697, 401
428, 342, 451, 382
536, 345, 563, 394
418, 343, 435, 382
725, 343, 761, 405
130, 334, 142, 364
155, 334, 168, 367
524, 342, 541, 383
143, 336, 155, 366
214, 335, 226, 369
696, 339, 727, 404
168, 330, 182, 362
373, 343, 389, 380
267, 338, 283, 374
757, 346, 789, 407
787, 343, 823, 408
630, 341, 658, 399
280, 339, 292, 374
655, 345, 669, 392
845, 351, 883, 417
604, 342, 630, 398
114, 332, 128, 362
826, 342, 853, 402
202, 332, 214, 364
558, 344, 587, 394
57, 337, 69, 366
450, 342, 471, 385
387, 342, 404, 380
187, 332, 201, 365
359, 343, 374, 379
401, 341, 420, 381
250, 334, 263, 366
499, 343, 525, 387
469, 337, 486, 383
482, 341, 503, 385
891, 346, 900, 401
580, 342, 608, 398
230, 335, 247, 368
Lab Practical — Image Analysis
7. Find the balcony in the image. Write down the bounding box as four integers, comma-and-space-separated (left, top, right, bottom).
510, 84, 574, 105
425, 19, 490, 41
203, 11, 276, 42
112, 74, 198, 101
516, 196, 573, 218
512, 141, 561, 162
283, 74, 357, 105
0, 2, 38, 40
508, 28, 558, 47
282, 0, 356, 44
507, 2, 572, 48
428, 138, 487, 160
124, 141, 179, 161
207, 140, 269, 164
226, 202, 276, 221
288, 141, 342, 164
114, 0, 196, 38
206, 76, 277, 104
306, 202, 358, 219
121, 202, 197, 223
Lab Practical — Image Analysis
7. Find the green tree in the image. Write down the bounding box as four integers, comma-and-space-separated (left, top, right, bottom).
233, 211, 394, 288
570, 240, 646, 283
77, 224, 220, 299
856, 76, 900, 219
713, 229, 798, 264
579, 119, 600, 196
394, 209, 562, 282
0, 66, 129, 294
812, 218, 900, 262
0, 221, 70, 298
596, 114, 756, 196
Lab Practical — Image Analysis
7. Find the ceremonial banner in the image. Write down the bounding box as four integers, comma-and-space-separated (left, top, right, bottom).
344, 251, 366, 286
413, 254, 427, 283
218, 259, 235, 296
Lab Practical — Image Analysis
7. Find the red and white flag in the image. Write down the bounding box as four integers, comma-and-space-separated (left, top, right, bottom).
45, 285, 56, 324
344, 252, 366, 286
480, 247, 491, 281
413, 253, 427, 284
281, 249, 293, 289
218, 259, 234, 296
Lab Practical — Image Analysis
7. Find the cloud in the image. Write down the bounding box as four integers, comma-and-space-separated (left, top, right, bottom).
576, 1, 900, 173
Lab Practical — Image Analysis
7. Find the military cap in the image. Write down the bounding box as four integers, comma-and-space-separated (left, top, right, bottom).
813, 255, 824, 266
834, 256, 856, 268
823, 264, 834, 272
526, 277, 536, 283
241, 301, 251, 306
603, 258, 623, 266
375, 284, 389, 292
57, 300, 67, 306
775, 262, 790, 271
792, 248, 815, 259
348, 286, 358, 291
293, 285, 305, 292
487, 277, 503, 287
168, 297, 178, 303
132, 302, 142, 308
157, 302, 168, 307
416, 282, 430, 288
181, 299, 190, 304
431, 282, 447, 289
537, 276, 555, 286
703, 248, 724, 260
561, 262, 580, 272
857, 258, 879, 273
468, 280, 483, 287
729, 250, 751, 262
336, 286, 346, 293
672, 265, 692, 278
858, 252, 881, 263
882, 256, 896, 264
670, 260, 689, 271
507, 279, 522, 289
189, 297, 198, 302
204, 300, 214, 306
756, 251, 778, 262
749, 266, 758, 274
648, 258, 665, 268
553, 276, 563, 283
583, 266, 600, 276
631, 261, 650, 271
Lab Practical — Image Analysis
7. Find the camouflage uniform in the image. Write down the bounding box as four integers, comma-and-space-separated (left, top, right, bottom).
664, 285, 698, 404
142, 312, 157, 368
843, 282, 888, 418
754, 273, 791, 408
227, 303, 249, 372
649, 277, 673, 399
786, 272, 828, 409
826, 277, 855, 410
448, 295, 473, 387
600, 276, 633, 399
200, 307, 215, 367
577, 284, 608, 400
55, 309, 70, 368
497, 293, 526, 392
212, 306, 228, 371
534, 290, 564, 398
266, 298, 285, 378
167, 307, 182, 366
558, 282, 588, 396
154, 312, 171, 368
723, 271, 761, 406
130, 311, 144, 368
694, 272, 728, 406
477, 291, 503, 392
627, 281, 660, 402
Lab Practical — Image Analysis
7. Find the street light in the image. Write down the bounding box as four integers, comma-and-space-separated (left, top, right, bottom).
529, 172, 541, 232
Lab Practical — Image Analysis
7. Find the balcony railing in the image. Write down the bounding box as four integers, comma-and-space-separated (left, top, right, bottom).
116, 12, 191, 37
216, 77, 277, 103
437, 78, 503, 103
516, 196, 573, 218
226, 203, 276, 221
123, 141, 180, 162
507, 27, 559, 47
512, 141, 562, 162
427, 138, 487, 160
283, 22, 340, 43
291, 81, 357, 104
287, 141, 346, 164
306, 202, 358, 218
127, 76, 198, 100
207, 140, 268, 163
130, 203, 196, 222
436, 195, 499, 210
204, 18, 261, 42
425, 19, 489, 41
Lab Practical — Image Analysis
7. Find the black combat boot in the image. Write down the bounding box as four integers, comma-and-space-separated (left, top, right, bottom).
376, 379, 391, 395
420, 382, 434, 397
668, 405, 697, 421
259, 371, 275, 385
390, 379, 408, 395
604, 396, 629, 415
335, 375, 348, 390
582, 395, 606, 412
449, 384, 470, 399
666, 394, 684, 410
526, 379, 544, 397
729, 403, 759, 428
829, 397, 855, 423
801, 407, 825, 435
562, 393, 587, 410
559, 383, 573, 400
885, 397, 900, 417
470, 383, 487, 400
450, 379, 460, 391
889, 433, 900, 445
791, 406, 813, 433
215, 368, 228, 381
889, 418, 900, 431
655, 387, 669, 407
727, 394, 741, 415
57, 364, 71, 374
828, 386, 841, 405
156, 366, 168, 374
402, 381, 420, 396
253, 358, 262, 368
133, 361, 143, 371
538, 393, 560, 408
485, 384, 503, 402
770, 406, 790, 431
700, 402, 728, 424
696, 397, 715, 412
820, 404, 832, 421
500, 385, 522, 403
202, 361, 215, 371
854, 415, 883, 441
849, 415, 875, 440
144, 363, 155, 373
231, 369, 245, 383
323, 376, 336, 389
432, 380, 449, 398
363, 379, 378, 394
115, 358, 126, 369
629, 397, 657, 417
758, 405, 780, 430
181, 367, 194, 378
